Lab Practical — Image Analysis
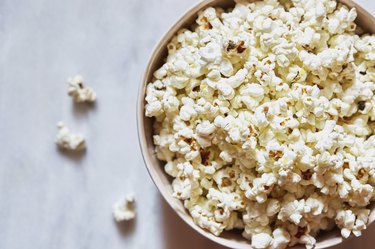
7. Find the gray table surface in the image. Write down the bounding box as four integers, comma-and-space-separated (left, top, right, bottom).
0, 0, 374, 248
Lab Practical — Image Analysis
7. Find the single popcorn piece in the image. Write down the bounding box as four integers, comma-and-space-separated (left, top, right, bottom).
55, 122, 86, 151
251, 233, 273, 249
144, 0, 375, 248
67, 75, 96, 103
113, 194, 136, 222
272, 228, 291, 249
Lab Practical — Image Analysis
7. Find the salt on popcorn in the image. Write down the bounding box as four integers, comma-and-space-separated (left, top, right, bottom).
144, 0, 375, 248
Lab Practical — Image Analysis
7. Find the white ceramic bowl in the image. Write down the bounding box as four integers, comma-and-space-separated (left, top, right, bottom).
137, 1, 375, 248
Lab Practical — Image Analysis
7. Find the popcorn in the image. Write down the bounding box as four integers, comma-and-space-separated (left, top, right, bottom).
207, 188, 244, 212
196, 120, 216, 147
216, 82, 235, 100
225, 68, 248, 88
278, 198, 307, 225
145, 0, 375, 248
245, 173, 277, 203
67, 75, 96, 103
272, 228, 291, 249
189, 203, 225, 236
55, 122, 85, 151
298, 235, 316, 249
220, 59, 234, 77
324, 6, 357, 34
251, 233, 273, 249
335, 209, 356, 238
112, 194, 136, 222
180, 105, 197, 121
199, 42, 222, 63
219, 150, 233, 163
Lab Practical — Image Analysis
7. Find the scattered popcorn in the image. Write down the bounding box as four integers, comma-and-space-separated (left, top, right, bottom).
113, 194, 136, 222
67, 75, 96, 103
55, 122, 85, 151
145, 0, 375, 248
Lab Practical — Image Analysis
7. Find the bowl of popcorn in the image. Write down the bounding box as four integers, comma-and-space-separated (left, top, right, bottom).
138, 0, 375, 248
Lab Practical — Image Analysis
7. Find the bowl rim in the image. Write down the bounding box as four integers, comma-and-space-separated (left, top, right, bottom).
137, 0, 375, 248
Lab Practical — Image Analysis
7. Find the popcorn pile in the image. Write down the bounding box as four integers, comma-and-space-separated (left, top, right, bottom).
145, 0, 375, 248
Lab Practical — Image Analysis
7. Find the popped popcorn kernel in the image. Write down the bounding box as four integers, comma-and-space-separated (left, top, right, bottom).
112, 194, 136, 222
67, 75, 96, 103
55, 122, 86, 151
